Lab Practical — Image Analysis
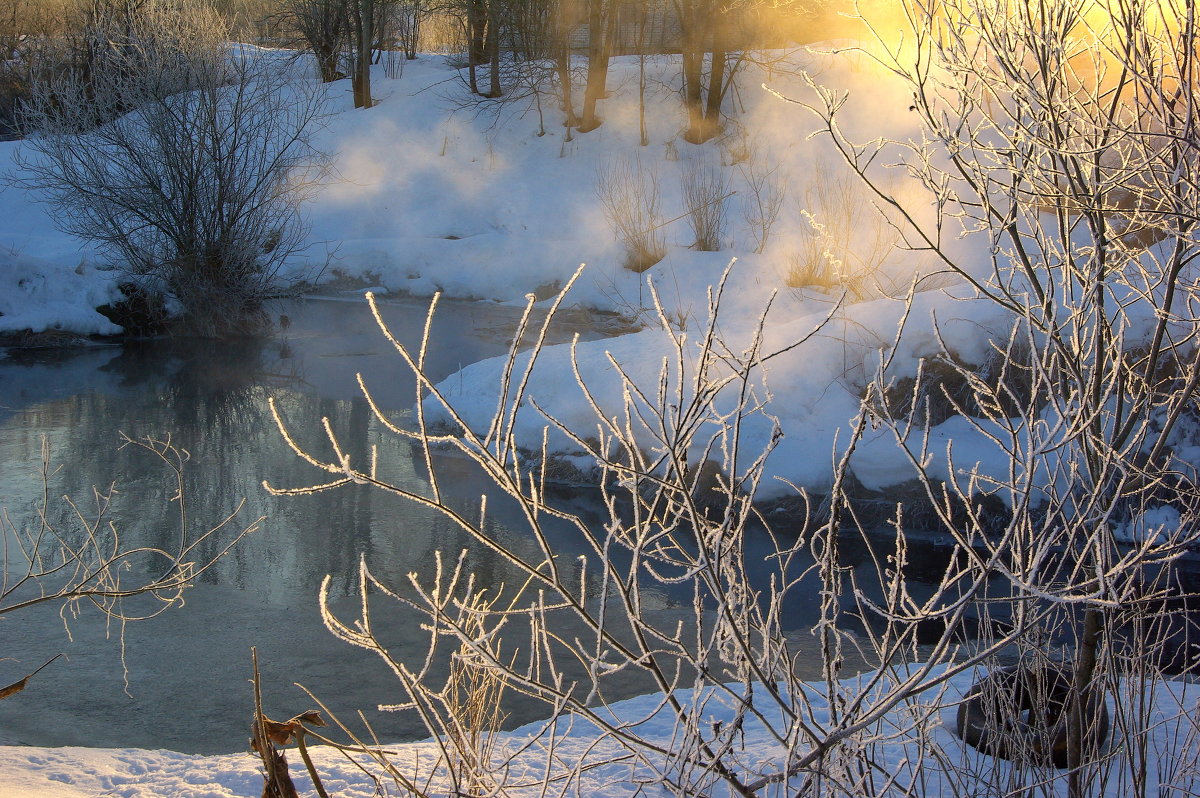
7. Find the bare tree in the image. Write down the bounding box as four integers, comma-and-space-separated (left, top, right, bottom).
390, 0, 427, 60
284, 0, 349, 83
15, 0, 329, 336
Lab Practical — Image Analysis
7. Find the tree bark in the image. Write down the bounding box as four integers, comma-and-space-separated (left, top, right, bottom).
486, 0, 501, 97
702, 13, 726, 134
1066, 605, 1103, 797
466, 0, 485, 94
555, 0, 577, 136
681, 45, 704, 142
351, 0, 374, 108
677, 0, 707, 143
577, 0, 609, 131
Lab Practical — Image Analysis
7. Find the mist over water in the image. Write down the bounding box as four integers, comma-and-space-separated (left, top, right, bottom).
0, 294, 610, 753
0, 292, 960, 754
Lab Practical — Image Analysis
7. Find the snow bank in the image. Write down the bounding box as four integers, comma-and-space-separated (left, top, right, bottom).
0, 247, 120, 335
0, 44, 942, 331
3, 666, 1196, 798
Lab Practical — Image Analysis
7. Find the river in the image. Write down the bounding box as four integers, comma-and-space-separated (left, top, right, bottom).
0, 291, 993, 754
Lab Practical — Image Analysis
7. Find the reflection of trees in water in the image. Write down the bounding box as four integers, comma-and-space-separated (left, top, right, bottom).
5, 342, 276, 587
102, 338, 283, 428
3, 340, 983, 622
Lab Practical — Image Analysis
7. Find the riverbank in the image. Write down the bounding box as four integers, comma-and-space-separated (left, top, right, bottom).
2, 665, 1198, 798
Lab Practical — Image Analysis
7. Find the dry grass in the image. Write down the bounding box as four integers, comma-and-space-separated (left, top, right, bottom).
682, 160, 730, 252
784, 162, 899, 298
596, 156, 667, 272
442, 589, 508, 797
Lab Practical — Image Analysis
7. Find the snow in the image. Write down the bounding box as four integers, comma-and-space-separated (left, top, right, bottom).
0, 246, 120, 335
0, 43, 1007, 497
0, 41, 1126, 503
1115, 505, 1185, 544
2, 41, 1199, 797
2, 666, 1197, 797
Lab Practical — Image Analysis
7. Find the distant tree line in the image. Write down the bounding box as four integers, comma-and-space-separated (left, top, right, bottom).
277, 0, 841, 139
2, 0, 866, 141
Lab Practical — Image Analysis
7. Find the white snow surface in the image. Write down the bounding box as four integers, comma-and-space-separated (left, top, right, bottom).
3, 44, 1199, 796
0, 43, 1029, 497
3, 666, 1198, 798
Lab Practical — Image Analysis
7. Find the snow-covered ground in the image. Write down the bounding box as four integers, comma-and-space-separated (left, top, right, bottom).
7, 42, 1186, 503
3, 42, 1199, 797
0, 43, 1008, 499
3, 665, 1198, 797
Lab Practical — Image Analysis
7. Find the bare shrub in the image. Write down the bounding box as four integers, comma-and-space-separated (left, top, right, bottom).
785, 162, 898, 298
596, 155, 666, 272
14, 0, 329, 337
681, 159, 730, 251
718, 126, 751, 166
739, 149, 786, 254
0, 0, 76, 139
439, 573, 510, 795
801, 0, 1200, 792
784, 212, 840, 290
283, 0, 348, 83
253, 2, 1200, 793
263, 270, 1118, 797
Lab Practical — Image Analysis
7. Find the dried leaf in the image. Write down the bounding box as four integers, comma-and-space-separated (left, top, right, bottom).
251, 717, 301, 751
292, 710, 326, 728
0, 675, 29, 701
0, 654, 62, 701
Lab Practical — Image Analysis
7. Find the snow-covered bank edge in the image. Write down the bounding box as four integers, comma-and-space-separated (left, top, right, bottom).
3, 666, 1197, 798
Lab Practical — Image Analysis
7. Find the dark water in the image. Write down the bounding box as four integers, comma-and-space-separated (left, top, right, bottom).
0, 294, 638, 754
0, 293, 959, 754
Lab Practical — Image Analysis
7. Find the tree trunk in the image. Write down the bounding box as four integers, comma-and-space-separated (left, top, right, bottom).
577, 0, 608, 131
678, 0, 724, 144
351, 0, 374, 108
486, 0, 501, 97
555, 0, 577, 136
468, 0, 486, 65
636, 4, 647, 146
702, 14, 725, 136
675, 0, 707, 143
681, 43, 704, 143
1066, 605, 1103, 797
317, 48, 339, 82
466, 0, 485, 94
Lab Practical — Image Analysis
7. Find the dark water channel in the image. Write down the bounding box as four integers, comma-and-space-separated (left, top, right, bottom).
0, 292, 960, 755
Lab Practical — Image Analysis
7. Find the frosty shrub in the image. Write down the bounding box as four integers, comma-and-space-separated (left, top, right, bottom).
681, 159, 730, 251
794, 0, 1200, 792
259, 262, 1193, 797
785, 162, 898, 299
258, 4, 1200, 797
596, 155, 667, 272
15, 0, 329, 337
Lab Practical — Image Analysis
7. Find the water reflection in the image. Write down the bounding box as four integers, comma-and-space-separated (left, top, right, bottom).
0, 294, 958, 755
0, 295, 647, 754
